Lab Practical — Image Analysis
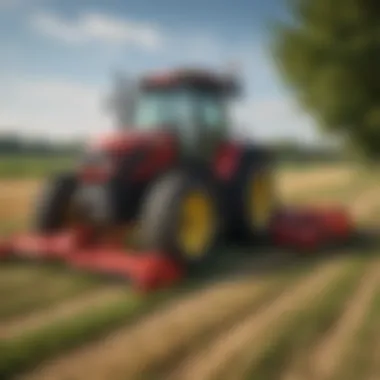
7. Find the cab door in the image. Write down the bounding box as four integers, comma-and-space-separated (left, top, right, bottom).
193, 92, 228, 160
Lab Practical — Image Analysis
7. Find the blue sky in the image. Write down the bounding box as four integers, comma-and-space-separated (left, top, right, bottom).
0, 0, 322, 144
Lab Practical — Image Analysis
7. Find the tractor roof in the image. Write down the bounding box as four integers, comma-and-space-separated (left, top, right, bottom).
140, 68, 240, 95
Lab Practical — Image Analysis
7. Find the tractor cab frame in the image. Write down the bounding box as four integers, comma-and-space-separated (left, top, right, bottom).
134, 69, 240, 158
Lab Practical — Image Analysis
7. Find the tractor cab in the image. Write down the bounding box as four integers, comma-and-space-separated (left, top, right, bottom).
134, 69, 240, 157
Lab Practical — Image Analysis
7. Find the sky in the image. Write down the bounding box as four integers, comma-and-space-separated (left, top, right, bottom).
0, 0, 324, 144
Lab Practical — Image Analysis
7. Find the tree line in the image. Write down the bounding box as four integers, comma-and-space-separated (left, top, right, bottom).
0, 133, 347, 164
0, 134, 82, 156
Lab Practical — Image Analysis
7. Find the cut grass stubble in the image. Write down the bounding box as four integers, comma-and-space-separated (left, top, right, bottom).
333, 289, 380, 380
0, 290, 159, 379
163, 257, 357, 380
242, 254, 375, 380
133, 259, 322, 380
0, 273, 231, 380
0, 266, 99, 322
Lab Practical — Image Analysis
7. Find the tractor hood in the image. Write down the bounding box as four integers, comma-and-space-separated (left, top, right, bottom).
81, 128, 178, 183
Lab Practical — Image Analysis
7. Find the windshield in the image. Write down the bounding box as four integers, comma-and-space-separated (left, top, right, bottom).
135, 89, 193, 130
134, 88, 228, 152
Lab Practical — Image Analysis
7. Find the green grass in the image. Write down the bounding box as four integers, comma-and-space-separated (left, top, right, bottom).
242, 254, 372, 380
0, 255, 373, 380
0, 221, 28, 236
140, 260, 321, 380
0, 269, 223, 380
0, 289, 171, 379
0, 265, 49, 291
0, 155, 75, 178
0, 270, 99, 321
0, 252, 315, 380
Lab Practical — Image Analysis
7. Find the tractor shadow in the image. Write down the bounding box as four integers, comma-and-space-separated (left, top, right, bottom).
188, 228, 380, 287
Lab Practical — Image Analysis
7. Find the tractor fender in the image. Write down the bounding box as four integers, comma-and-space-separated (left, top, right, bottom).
213, 141, 274, 182
213, 141, 243, 181
142, 156, 222, 205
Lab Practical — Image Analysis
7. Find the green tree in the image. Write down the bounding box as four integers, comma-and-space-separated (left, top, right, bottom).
273, 0, 380, 159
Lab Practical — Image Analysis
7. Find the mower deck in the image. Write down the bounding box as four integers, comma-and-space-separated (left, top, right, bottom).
271, 205, 353, 250
0, 229, 184, 292
0, 206, 353, 292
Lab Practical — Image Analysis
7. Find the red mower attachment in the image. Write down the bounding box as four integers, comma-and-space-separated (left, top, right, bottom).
270, 205, 354, 251
3, 228, 90, 260
0, 205, 354, 292
0, 228, 184, 292
70, 250, 183, 292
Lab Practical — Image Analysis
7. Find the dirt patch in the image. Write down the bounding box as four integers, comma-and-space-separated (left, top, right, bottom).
0, 180, 41, 194
0, 179, 41, 227
349, 186, 380, 225
277, 166, 354, 199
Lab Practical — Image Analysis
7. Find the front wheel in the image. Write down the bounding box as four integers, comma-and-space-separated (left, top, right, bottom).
138, 170, 221, 266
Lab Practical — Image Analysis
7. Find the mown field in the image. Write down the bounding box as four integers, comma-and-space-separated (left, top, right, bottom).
0, 158, 379, 380
0, 155, 77, 179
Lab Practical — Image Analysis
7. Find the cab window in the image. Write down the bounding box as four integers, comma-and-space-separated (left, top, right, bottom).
196, 93, 227, 133
135, 90, 193, 131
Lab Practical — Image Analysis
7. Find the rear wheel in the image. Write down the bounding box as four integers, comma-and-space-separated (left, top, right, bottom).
139, 170, 221, 265
244, 169, 275, 233
229, 152, 276, 241
34, 173, 78, 232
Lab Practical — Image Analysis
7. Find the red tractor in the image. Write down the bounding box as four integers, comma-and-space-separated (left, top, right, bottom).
35, 69, 275, 260
0, 68, 353, 290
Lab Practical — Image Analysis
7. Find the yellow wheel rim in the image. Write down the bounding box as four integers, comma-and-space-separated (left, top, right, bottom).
178, 190, 215, 258
248, 173, 273, 229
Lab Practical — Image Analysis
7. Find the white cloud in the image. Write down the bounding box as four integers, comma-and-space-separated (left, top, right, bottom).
30, 11, 164, 51
0, 76, 113, 141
